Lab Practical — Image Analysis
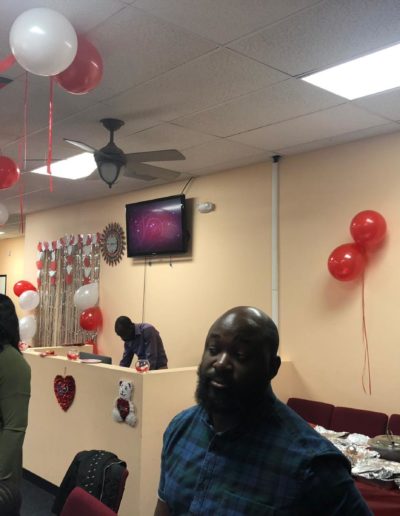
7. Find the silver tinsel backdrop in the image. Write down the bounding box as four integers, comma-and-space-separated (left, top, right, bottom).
36, 233, 101, 347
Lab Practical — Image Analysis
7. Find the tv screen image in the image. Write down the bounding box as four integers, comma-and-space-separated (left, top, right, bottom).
126, 194, 188, 257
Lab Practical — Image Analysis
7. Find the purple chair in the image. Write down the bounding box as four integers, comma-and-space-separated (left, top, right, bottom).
330, 406, 388, 437
388, 414, 400, 435
287, 398, 334, 428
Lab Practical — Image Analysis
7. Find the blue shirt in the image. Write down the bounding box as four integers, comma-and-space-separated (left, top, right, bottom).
119, 323, 168, 370
158, 393, 372, 515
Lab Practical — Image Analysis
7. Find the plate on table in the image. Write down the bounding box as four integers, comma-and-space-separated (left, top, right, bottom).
368, 435, 400, 462
80, 358, 102, 364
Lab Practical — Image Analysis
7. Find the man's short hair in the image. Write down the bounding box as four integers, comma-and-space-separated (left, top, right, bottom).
115, 316, 132, 334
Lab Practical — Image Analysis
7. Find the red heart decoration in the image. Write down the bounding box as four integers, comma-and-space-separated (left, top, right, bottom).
49, 261, 57, 271
37, 278, 42, 288
36, 260, 43, 270
54, 375, 76, 411
83, 277, 91, 285
65, 274, 73, 285
83, 256, 91, 267
50, 277, 56, 286
66, 255, 74, 265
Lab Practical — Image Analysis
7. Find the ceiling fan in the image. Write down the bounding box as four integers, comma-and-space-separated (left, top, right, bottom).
64, 118, 185, 188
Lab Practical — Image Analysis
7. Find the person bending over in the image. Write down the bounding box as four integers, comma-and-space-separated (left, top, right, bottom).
154, 306, 371, 515
115, 316, 168, 370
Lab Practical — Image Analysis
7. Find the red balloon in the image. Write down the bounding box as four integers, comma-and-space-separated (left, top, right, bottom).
328, 243, 366, 281
54, 35, 103, 94
0, 156, 20, 189
80, 306, 103, 331
350, 210, 387, 248
13, 280, 37, 297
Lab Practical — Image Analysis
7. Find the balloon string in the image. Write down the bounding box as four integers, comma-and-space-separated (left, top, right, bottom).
361, 272, 372, 395
19, 178, 25, 235
17, 73, 29, 234
23, 72, 28, 170
0, 54, 15, 73
47, 76, 54, 192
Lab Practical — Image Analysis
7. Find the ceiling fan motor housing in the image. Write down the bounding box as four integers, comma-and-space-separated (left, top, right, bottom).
94, 141, 127, 167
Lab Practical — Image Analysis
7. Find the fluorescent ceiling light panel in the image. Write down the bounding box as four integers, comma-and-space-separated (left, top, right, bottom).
31, 153, 96, 179
302, 43, 400, 100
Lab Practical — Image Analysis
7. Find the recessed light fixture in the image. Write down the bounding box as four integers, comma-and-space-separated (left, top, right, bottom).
31, 152, 96, 180
302, 43, 400, 100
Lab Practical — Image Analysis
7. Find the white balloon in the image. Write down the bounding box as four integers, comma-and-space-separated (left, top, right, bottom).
73, 282, 99, 311
19, 290, 40, 311
19, 315, 37, 341
0, 203, 9, 225
9, 8, 78, 76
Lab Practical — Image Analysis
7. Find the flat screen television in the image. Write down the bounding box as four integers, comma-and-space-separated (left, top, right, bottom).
126, 194, 188, 257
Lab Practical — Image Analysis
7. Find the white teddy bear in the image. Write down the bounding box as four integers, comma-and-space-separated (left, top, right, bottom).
112, 380, 137, 427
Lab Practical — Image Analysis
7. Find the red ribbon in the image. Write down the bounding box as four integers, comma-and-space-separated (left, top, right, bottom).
47, 77, 54, 192
0, 54, 16, 73
361, 273, 372, 395
17, 72, 29, 235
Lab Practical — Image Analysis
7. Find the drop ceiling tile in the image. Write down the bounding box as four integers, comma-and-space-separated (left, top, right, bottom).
86, 5, 217, 99
0, 74, 111, 154
355, 88, 400, 121
146, 139, 269, 173
106, 49, 288, 123
230, 104, 390, 151
230, 0, 400, 76
133, 0, 319, 44
120, 123, 215, 152
175, 79, 344, 137
276, 122, 400, 156
189, 152, 273, 177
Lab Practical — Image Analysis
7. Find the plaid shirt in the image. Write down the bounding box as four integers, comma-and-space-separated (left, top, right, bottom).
158, 393, 372, 515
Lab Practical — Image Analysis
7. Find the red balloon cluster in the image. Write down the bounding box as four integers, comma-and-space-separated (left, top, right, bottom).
328, 210, 387, 282
54, 35, 103, 95
0, 156, 20, 189
80, 306, 102, 331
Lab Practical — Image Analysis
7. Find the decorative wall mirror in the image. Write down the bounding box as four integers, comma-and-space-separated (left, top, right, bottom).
100, 223, 126, 266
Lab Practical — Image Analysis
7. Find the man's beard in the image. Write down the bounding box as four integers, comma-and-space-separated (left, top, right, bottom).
195, 366, 266, 416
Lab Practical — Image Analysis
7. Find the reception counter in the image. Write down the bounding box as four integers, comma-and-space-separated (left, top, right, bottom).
23, 348, 296, 515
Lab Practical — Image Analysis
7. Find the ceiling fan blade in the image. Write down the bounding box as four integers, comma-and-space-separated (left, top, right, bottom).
124, 162, 180, 181
126, 149, 185, 163
64, 138, 96, 154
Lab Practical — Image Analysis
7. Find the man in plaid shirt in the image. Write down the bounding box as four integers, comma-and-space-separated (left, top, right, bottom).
155, 306, 371, 515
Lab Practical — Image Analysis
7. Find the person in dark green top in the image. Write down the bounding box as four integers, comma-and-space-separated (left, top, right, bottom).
0, 294, 31, 488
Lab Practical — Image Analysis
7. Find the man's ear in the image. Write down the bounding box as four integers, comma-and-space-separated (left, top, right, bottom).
269, 356, 281, 381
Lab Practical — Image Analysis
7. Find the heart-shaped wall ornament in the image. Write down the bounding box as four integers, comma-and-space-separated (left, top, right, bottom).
54, 375, 76, 411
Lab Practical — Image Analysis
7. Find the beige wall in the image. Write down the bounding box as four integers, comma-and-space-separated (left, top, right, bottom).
23, 163, 273, 368
280, 131, 400, 414
0, 236, 25, 317
18, 129, 400, 416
